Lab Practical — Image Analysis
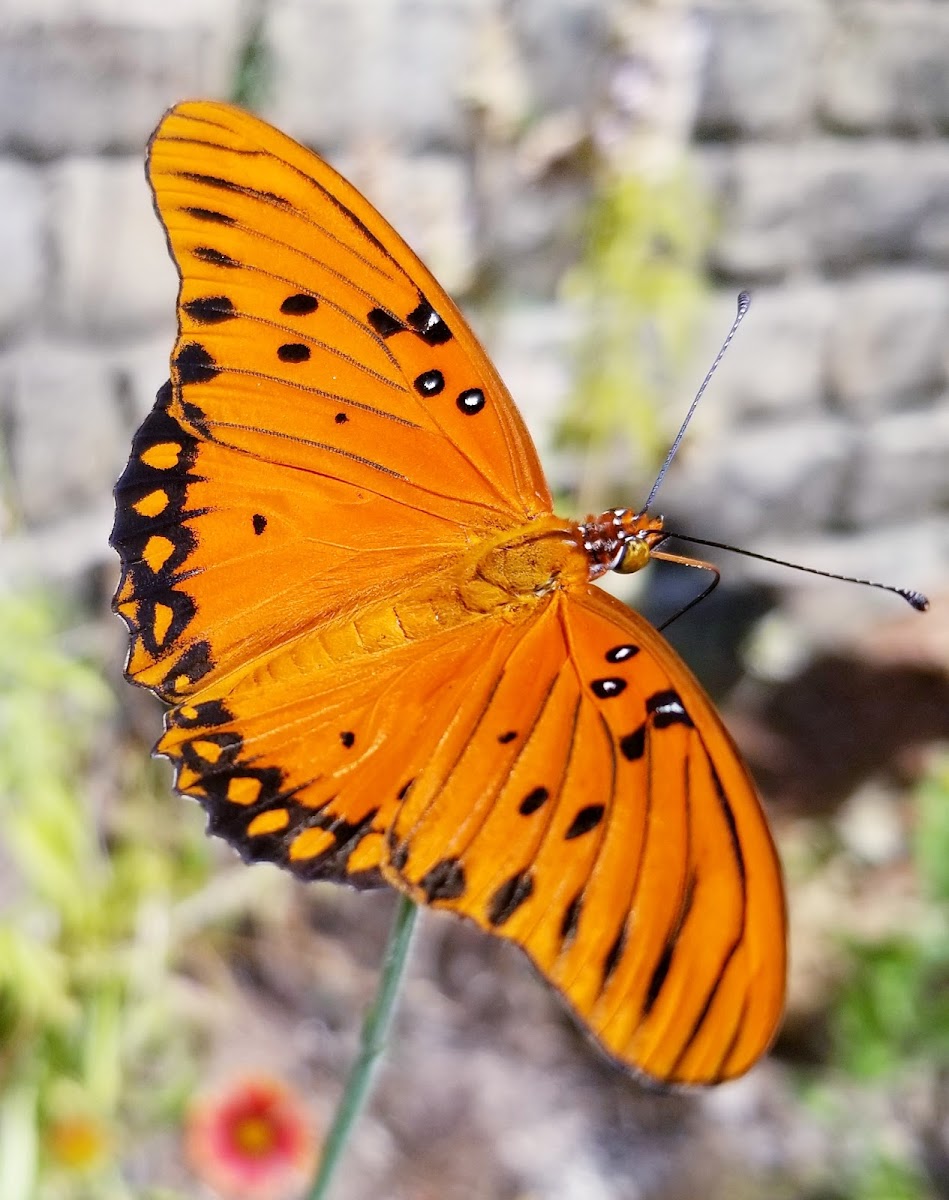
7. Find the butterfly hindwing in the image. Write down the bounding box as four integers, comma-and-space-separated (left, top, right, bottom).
386, 586, 786, 1084
155, 602, 543, 888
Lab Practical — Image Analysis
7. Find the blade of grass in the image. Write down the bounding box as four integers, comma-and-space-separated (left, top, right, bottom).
305, 894, 419, 1200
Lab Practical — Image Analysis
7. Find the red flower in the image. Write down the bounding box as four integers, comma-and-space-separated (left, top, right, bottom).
186, 1075, 318, 1199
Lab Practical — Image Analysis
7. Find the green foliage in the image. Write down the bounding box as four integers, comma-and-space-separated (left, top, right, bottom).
833, 758, 949, 1081
559, 166, 710, 508
0, 592, 211, 1198
230, 7, 273, 112
850, 1154, 928, 1200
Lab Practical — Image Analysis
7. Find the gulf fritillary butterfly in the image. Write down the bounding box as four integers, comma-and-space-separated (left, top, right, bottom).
111, 101, 785, 1085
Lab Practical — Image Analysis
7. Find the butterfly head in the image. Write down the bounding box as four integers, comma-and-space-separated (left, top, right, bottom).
578, 509, 667, 580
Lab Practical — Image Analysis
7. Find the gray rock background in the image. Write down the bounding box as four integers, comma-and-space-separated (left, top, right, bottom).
0, 0, 946, 649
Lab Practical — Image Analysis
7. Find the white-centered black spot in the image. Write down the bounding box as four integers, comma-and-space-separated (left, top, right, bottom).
605, 644, 639, 663
414, 369, 445, 396
407, 300, 452, 345
457, 388, 485, 415
591, 677, 627, 699
647, 689, 693, 728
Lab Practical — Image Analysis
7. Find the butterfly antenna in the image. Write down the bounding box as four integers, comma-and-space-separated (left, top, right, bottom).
661, 531, 930, 612
642, 291, 751, 514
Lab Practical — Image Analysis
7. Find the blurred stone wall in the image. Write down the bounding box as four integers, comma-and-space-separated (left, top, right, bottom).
0, 0, 946, 636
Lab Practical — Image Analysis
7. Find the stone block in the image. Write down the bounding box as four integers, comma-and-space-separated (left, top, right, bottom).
50, 157, 178, 340
659, 417, 855, 540
0, 162, 46, 344
0, 6, 244, 156
510, 0, 606, 116
822, 2, 949, 134
808, 141, 949, 270
696, 284, 834, 422
828, 271, 949, 418
701, 144, 812, 279
707, 141, 949, 280
695, 0, 823, 138
1, 345, 128, 528
266, 0, 483, 153
846, 401, 949, 525
481, 302, 580, 467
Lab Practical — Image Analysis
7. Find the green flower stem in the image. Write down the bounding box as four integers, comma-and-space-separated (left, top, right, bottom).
305, 894, 419, 1200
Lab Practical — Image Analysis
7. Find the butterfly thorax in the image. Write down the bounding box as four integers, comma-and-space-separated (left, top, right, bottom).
456, 514, 590, 614
577, 509, 666, 578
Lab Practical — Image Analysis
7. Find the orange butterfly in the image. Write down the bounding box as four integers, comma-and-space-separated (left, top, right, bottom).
111, 101, 785, 1085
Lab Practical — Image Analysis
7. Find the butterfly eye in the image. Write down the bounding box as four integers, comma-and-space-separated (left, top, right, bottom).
612, 538, 652, 575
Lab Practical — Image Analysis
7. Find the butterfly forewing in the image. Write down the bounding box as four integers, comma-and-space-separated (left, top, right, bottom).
148, 102, 549, 520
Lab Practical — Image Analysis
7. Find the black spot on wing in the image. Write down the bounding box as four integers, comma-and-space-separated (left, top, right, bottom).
280, 293, 319, 315
487, 870, 534, 927
518, 786, 549, 816
174, 342, 219, 385
182, 206, 234, 225
591, 677, 627, 700
168, 700, 232, 730
367, 307, 405, 338
159, 640, 214, 699
498, 730, 517, 744
183, 295, 236, 324
565, 804, 605, 839
407, 299, 452, 345
619, 725, 646, 761
252, 514, 267, 535
176, 171, 287, 207
602, 924, 626, 985
420, 858, 466, 902
560, 892, 583, 946
339, 730, 355, 749
277, 343, 310, 363
647, 690, 693, 729
456, 388, 485, 415
414, 369, 444, 396
643, 941, 675, 1017
138, 590, 196, 656
193, 246, 239, 268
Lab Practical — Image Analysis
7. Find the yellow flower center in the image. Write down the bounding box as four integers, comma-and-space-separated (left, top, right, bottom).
233, 1115, 276, 1157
